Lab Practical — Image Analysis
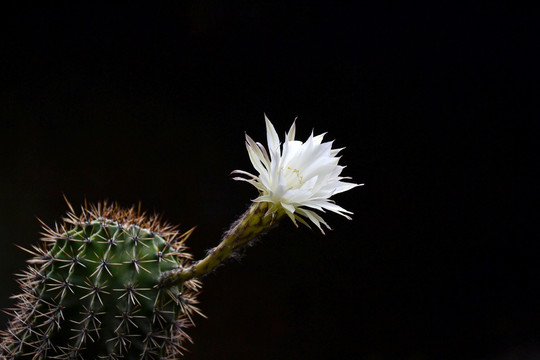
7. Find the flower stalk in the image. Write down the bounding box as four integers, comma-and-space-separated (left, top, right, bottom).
159, 201, 284, 287
159, 115, 361, 288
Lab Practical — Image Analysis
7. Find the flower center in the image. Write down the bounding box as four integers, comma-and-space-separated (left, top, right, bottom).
282, 166, 304, 188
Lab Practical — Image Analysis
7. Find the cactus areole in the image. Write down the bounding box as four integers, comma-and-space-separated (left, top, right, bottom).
0, 202, 203, 359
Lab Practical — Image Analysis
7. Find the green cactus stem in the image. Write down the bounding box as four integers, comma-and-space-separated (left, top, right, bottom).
0, 202, 203, 360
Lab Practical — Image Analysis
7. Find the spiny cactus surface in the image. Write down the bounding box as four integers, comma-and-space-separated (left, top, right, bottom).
1, 202, 202, 360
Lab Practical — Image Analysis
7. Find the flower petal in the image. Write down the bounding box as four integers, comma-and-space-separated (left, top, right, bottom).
265, 114, 280, 156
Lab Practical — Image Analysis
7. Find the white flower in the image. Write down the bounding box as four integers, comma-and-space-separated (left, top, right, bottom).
232, 115, 363, 233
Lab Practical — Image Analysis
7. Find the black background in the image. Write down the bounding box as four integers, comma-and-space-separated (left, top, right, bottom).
0, 2, 536, 359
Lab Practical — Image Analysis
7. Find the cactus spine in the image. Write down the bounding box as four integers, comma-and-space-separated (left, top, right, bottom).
0, 202, 202, 360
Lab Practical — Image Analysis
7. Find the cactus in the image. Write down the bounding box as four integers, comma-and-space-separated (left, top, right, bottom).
0, 202, 202, 359
1, 116, 361, 359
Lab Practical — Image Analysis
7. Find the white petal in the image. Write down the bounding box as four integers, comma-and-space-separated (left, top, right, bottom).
319, 202, 353, 219
287, 119, 297, 141
231, 169, 258, 179
297, 208, 331, 234
333, 182, 362, 195
246, 143, 267, 176
265, 115, 280, 155
280, 202, 296, 214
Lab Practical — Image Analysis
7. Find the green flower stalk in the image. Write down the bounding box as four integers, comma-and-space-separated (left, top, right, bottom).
159, 202, 283, 287
1, 116, 361, 359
